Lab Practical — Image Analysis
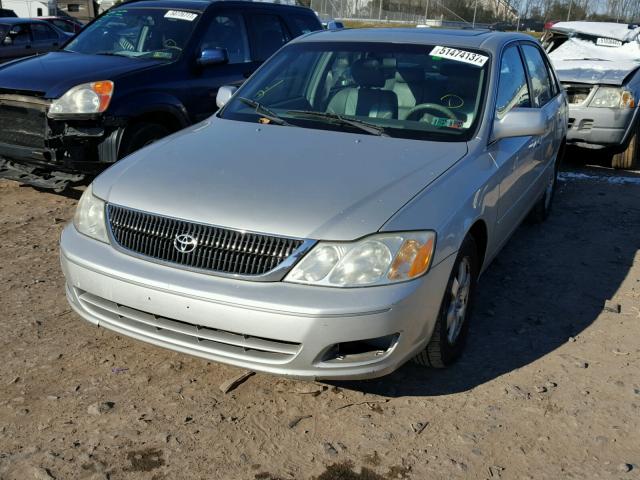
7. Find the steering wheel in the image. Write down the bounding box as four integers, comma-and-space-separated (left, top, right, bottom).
163, 39, 182, 51
406, 103, 458, 122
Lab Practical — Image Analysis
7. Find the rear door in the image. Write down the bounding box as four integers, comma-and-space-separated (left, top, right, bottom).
520, 42, 563, 202
30, 22, 62, 54
186, 9, 257, 122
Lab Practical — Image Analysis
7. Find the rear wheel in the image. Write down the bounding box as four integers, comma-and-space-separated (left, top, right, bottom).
612, 127, 639, 170
414, 235, 478, 368
119, 122, 170, 158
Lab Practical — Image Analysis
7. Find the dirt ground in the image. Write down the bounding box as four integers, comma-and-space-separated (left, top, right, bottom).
1, 155, 639, 480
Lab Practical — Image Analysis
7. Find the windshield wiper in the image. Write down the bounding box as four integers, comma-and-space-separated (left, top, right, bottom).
237, 97, 291, 126
286, 110, 388, 137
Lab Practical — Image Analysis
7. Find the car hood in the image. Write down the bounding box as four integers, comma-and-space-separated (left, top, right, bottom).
94, 118, 468, 241
0, 52, 161, 98
550, 38, 640, 85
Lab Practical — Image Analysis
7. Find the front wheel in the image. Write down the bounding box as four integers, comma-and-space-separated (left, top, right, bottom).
612, 127, 639, 170
414, 235, 479, 368
118, 122, 170, 159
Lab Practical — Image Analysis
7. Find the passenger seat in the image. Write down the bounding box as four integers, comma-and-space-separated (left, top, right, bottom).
327, 58, 398, 119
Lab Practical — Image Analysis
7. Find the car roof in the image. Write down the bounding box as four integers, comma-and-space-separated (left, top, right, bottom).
0, 17, 52, 25
118, 0, 315, 13
292, 27, 536, 51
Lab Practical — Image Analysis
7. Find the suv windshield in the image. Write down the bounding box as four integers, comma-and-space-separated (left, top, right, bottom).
220, 42, 489, 141
65, 7, 200, 61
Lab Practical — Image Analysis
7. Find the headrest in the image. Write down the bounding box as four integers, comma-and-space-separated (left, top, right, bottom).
352, 58, 385, 88
395, 67, 424, 83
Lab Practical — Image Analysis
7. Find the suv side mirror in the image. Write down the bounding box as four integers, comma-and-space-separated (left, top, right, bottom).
2, 36, 12, 46
216, 85, 237, 109
492, 108, 547, 141
197, 48, 228, 67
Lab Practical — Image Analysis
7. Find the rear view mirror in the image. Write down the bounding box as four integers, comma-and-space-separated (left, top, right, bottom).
216, 85, 237, 109
197, 48, 228, 67
492, 108, 547, 141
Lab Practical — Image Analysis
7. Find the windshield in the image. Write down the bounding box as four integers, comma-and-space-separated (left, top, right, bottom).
220, 42, 489, 141
65, 7, 200, 61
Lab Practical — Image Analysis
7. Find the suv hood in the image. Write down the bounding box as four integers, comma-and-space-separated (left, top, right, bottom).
94, 118, 467, 241
0, 52, 161, 98
549, 37, 640, 85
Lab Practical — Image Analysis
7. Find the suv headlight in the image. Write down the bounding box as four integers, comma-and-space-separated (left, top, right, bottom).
49, 81, 114, 117
285, 231, 436, 287
589, 87, 635, 108
73, 185, 109, 243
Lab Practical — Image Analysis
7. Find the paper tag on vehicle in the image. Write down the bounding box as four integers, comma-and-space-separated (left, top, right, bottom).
596, 37, 622, 47
164, 10, 198, 21
429, 46, 489, 67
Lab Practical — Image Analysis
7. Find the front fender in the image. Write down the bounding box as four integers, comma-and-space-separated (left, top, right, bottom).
108, 91, 191, 128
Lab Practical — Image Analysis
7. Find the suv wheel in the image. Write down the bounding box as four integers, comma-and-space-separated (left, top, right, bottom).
414, 235, 478, 368
612, 126, 639, 170
119, 122, 170, 158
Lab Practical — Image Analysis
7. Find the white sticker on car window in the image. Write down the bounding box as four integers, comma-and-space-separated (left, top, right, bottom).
596, 37, 622, 47
164, 10, 198, 21
429, 46, 489, 67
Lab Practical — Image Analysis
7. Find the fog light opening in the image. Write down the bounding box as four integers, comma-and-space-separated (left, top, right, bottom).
322, 334, 399, 364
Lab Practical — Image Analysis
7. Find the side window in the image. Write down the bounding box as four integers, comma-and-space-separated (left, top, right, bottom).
8, 25, 31, 45
247, 14, 290, 62
31, 23, 58, 41
496, 45, 531, 120
200, 13, 250, 64
290, 14, 321, 35
521, 44, 554, 106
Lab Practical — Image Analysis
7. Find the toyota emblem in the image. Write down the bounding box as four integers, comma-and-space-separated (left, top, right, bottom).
174, 233, 198, 254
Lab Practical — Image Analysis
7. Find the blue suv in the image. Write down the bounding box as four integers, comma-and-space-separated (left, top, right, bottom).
0, 0, 321, 191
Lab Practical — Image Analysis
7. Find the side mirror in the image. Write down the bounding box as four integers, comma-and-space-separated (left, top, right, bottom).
492, 108, 547, 141
197, 48, 228, 67
2, 36, 12, 46
216, 85, 237, 109
326, 20, 344, 30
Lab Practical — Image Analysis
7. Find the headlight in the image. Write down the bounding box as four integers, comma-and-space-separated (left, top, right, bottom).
285, 231, 436, 287
73, 185, 109, 243
589, 87, 635, 108
49, 81, 114, 117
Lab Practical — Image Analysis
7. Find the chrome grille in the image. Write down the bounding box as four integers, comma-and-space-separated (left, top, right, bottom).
106, 204, 306, 277
77, 290, 301, 364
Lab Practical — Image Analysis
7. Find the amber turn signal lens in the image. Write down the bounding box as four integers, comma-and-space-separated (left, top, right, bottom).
387, 235, 435, 281
92, 81, 114, 112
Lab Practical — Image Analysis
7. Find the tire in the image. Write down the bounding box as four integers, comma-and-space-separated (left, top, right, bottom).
529, 142, 563, 224
118, 122, 170, 159
414, 235, 479, 368
612, 127, 639, 170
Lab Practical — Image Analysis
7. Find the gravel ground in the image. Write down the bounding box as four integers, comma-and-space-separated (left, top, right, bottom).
0, 157, 639, 480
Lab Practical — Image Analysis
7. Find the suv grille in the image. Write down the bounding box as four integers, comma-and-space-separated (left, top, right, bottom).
106, 204, 306, 277
0, 97, 47, 148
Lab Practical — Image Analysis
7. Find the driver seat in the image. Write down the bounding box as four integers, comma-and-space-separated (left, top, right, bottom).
327, 58, 398, 119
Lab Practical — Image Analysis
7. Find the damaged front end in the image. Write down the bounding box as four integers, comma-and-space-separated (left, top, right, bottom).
0, 91, 122, 192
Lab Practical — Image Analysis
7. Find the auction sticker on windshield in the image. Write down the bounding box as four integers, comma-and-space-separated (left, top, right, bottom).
164, 10, 198, 21
429, 46, 489, 67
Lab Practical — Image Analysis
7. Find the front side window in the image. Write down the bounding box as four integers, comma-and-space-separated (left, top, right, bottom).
200, 13, 250, 64
52, 19, 75, 33
291, 14, 321, 35
220, 42, 489, 142
247, 14, 289, 62
521, 44, 553, 107
495, 45, 531, 120
64, 7, 200, 62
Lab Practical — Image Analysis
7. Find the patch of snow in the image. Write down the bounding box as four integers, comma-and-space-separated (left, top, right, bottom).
559, 171, 640, 185
551, 21, 640, 42
550, 38, 640, 63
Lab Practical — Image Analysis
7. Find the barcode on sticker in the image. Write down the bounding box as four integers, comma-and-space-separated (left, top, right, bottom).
596, 37, 622, 47
164, 10, 198, 21
429, 46, 489, 67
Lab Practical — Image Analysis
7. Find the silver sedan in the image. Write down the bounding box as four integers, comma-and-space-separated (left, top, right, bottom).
60, 28, 568, 380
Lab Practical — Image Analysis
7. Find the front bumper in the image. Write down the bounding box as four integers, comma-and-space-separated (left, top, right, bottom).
566, 104, 637, 150
60, 225, 455, 380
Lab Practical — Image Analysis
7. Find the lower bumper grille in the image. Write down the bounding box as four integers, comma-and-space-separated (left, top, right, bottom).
0, 97, 48, 149
77, 291, 301, 364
